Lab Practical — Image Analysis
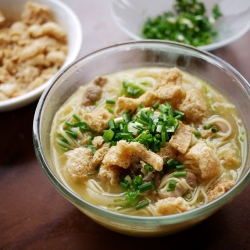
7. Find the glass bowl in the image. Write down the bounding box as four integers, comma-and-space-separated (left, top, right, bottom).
110, 0, 250, 51
33, 40, 250, 237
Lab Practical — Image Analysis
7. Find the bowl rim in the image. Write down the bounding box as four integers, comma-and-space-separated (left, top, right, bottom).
0, 0, 83, 112
109, 0, 250, 51
33, 40, 250, 225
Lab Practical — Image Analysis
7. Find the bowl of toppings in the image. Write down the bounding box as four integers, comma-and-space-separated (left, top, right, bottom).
33, 40, 250, 237
0, 0, 82, 111
110, 0, 250, 50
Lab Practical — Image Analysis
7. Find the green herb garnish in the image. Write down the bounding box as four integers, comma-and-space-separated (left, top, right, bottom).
141, 0, 223, 47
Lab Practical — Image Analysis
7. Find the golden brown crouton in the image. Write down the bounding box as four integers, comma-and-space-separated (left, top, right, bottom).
128, 142, 163, 171
45, 50, 66, 66
155, 197, 191, 215
21, 1, 52, 25
156, 85, 185, 105
83, 107, 114, 133
40, 22, 67, 41
139, 91, 157, 107
177, 88, 207, 122
200, 129, 213, 138
185, 142, 222, 180
102, 140, 132, 169
169, 122, 193, 154
207, 179, 235, 202
92, 136, 104, 148
98, 164, 123, 186
102, 140, 164, 171
92, 147, 109, 168
116, 96, 140, 112
156, 143, 177, 161
157, 68, 183, 88
116, 90, 156, 112
66, 147, 94, 181
219, 148, 241, 168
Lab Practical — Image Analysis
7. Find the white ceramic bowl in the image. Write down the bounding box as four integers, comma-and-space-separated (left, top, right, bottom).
0, 0, 82, 112
110, 0, 250, 51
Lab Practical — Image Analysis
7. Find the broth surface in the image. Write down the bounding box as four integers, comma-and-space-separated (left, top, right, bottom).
51, 67, 245, 216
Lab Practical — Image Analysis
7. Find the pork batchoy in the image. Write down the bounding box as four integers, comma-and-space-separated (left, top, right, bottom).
52, 67, 243, 216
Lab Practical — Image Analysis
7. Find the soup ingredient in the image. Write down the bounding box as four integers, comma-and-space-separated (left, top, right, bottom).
51, 67, 243, 216
0, 1, 68, 101
141, 0, 223, 47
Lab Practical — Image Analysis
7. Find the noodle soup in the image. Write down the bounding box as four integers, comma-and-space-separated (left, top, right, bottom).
50, 67, 244, 217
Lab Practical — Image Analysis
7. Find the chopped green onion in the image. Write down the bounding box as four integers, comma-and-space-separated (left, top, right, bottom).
144, 165, 154, 172
123, 123, 128, 133
90, 146, 97, 154
141, 1, 223, 47
140, 110, 149, 121
59, 145, 68, 152
158, 105, 168, 113
103, 130, 114, 142
122, 81, 128, 88
138, 182, 153, 192
106, 107, 114, 114
212, 3, 223, 20
203, 124, 212, 130
110, 141, 117, 147
139, 103, 144, 109
162, 113, 167, 122
127, 86, 135, 95
123, 111, 131, 122
211, 126, 219, 133
174, 110, 185, 120
168, 179, 177, 188
119, 123, 124, 131
153, 101, 160, 109
133, 175, 143, 186
114, 117, 124, 124
136, 119, 148, 126
120, 181, 129, 189
108, 119, 116, 130
106, 99, 116, 104
176, 165, 185, 170
65, 121, 73, 127
161, 131, 166, 146
73, 114, 81, 122
59, 136, 69, 144
133, 124, 145, 131
173, 171, 187, 177
194, 131, 201, 137
65, 129, 77, 139
166, 158, 176, 167
135, 199, 149, 210
174, 114, 182, 120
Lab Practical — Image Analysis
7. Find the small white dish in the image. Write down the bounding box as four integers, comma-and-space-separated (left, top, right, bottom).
0, 0, 83, 112
110, 0, 250, 51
